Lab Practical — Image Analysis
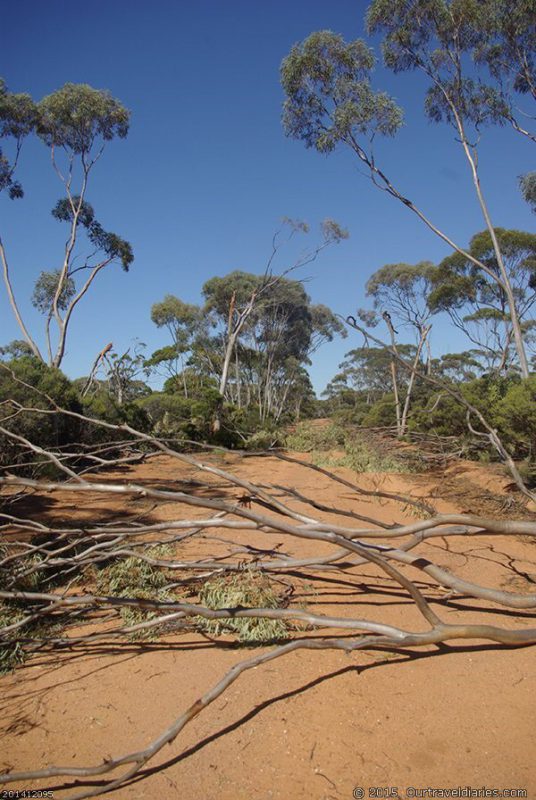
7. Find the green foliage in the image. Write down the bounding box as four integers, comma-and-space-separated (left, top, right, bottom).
0, 547, 69, 673
0, 353, 153, 473
471, 0, 535, 97
149, 267, 344, 426
286, 420, 412, 472
96, 555, 169, 597
150, 296, 202, 348
281, 30, 403, 153
428, 228, 536, 370
326, 346, 416, 405
309, 304, 347, 352
365, 260, 437, 332
0, 78, 38, 199
202, 270, 260, 317
137, 388, 241, 447
313, 435, 413, 474
366, 261, 437, 296
198, 571, 290, 644
409, 374, 536, 461
285, 421, 345, 452
494, 376, 536, 458
242, 429, 282, 450
321, 218, 350, 243
95, 553, 173, 640
52, 195, 133, 272
32, 269, 76, 314
520, 172, 536, 214
137, 392, 198, 437
0, 603, 28, 673
0, 340, 34, 359
0, 356, 82, 474
430, 229, 536, 313
1, 79, 132, 372
82, 389, 149, 431
37, 83, 129, 153
366, 0, 532, 131
433, 351, 483, 382
361, 395, 399, 428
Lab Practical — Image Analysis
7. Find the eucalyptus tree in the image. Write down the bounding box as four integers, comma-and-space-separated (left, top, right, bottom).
0, 80, 132, 368
203, 272, 302, 418
469, 0, 535, 139
365, 261, 437, 339
309, 303, 348, 354
244, 279, 317, 421
148, 296, 204, 396
0, 78, 38, 198
364, 260, 438, 433
0, 80, 40, 356
428, 228, 536, 372
202, 269, 261, 398
336, 346, 404, 403
277, 363, 316, 422
323, 344, 419, 425
281, 2, 534, 377
202, 218, 347, 400
269, 304, 346, 421
366, 0, 533, 373
79, 341, 149, 406
159, 266, 342, 422
103, 344, 149, 406
432, 351, 484, 383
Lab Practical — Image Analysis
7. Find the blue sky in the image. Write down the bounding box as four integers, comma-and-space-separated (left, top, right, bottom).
1, 0, 534, 393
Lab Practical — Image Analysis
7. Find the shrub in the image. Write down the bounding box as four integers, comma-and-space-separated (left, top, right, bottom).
242, 429, 281, 450
137, 389, 243, 448
360, 395, 398, 428
198, 571, 290, 643
285, 421, 345, 451
286, 420, 414, 473
409, 374, 536, 462
0, 356, 82, 475
0, 603, 27, 673
495, 376, 536, 458
82, 390, 149, 432
95, 552, 175, 640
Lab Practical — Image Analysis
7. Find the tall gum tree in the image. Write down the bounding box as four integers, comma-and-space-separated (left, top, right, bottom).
280, 4, 534, 378
428, 228, 536, 371
0, 80, 132, 369
201, 218, 348, 400
366, 0, 534, 377
365, 261, 438, 434
148, 296, 204, 397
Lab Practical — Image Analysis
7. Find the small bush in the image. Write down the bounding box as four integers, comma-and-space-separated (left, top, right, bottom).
0, 601, 66, 674
343, 436, 413, 473
0, 604, 27, 673
287, 422, 415, 474
198, 571, 290, 643
0, 356, 83, 476
95, 552, 175, 640
360, 396, 399, 428
243, 429, 281, 450
285, 421, 345, 452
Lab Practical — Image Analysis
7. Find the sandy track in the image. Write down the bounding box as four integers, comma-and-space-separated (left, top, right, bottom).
1, 453, 535, 799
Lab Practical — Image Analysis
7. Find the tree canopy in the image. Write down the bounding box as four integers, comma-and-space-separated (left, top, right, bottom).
0, 79, 133, 368
37, 83, 130, 153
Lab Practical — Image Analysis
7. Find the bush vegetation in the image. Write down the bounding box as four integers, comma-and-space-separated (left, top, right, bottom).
197, 571, 290, 643
94, 552, 176, 640
286, 421, 420, 473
